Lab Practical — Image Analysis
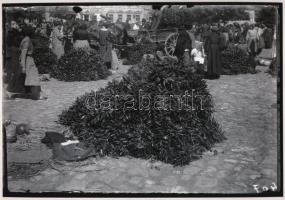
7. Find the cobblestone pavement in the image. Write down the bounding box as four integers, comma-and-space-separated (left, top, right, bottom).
5, 61, 278, 194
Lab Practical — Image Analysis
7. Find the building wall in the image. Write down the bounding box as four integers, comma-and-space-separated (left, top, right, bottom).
81, 5, 152, 24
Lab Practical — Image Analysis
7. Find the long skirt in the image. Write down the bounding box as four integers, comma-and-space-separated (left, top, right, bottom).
25, 56, 40, 86
64, 38, 73, 53
111, 49, 119, 70
100, 44, 112, 63
207, 44, 221, 76
52, 43, 65, 59
6, 47, 26, 93
73, 40, 90, 50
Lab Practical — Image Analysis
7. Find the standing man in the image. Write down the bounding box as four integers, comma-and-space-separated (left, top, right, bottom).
204, 26, 222, 79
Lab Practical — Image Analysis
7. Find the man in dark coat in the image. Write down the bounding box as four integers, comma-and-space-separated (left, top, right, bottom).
204, 26, 223, 79
174, 28, 192, 61
6, 21, 26, 94
263, 27, 273, 49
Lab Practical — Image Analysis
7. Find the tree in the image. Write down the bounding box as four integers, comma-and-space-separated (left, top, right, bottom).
158, 6, 250, 28
256, 6, 277, 28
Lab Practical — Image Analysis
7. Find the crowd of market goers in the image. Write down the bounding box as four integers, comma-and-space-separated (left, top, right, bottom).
4, 14, 275, 101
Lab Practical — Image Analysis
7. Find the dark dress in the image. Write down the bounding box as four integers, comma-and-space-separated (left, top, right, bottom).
98, 29, 113, 68
248, 38, 258, 73
5, 29, 26, 93
174, 30, 192, 60
205, 32, 222, 78
263, 28, 273, 49
73, 29, 89, 41
72, 29, 91, 50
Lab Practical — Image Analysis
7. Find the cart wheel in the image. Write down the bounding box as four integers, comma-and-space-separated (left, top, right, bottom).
165, 33, 178, 57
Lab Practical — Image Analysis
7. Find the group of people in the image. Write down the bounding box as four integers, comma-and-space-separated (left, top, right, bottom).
173, 21, 275, 79
4, 15, 126, 100
4, 19, 47, 100
4, 12, 276, 100
174, 25, 223, 79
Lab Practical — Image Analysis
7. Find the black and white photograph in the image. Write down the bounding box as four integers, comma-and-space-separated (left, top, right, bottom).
2, 0, 283, 197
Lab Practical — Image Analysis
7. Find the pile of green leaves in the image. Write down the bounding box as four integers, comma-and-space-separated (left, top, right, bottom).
32, 36, 57, 74
33, 47, 57, 74
59, 58, 225, 166
51, 49, 111, 81
221, 45, 252, 75
124, 43, 158, 65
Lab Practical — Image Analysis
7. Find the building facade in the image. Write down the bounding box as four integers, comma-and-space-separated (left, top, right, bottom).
81, 6, 153, 24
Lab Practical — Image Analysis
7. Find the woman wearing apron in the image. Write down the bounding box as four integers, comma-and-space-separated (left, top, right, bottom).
20, 26, 47, 100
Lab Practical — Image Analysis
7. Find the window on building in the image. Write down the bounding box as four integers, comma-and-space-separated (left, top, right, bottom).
135, 15, 141, 23
108, 14, 114, 22
127, 15, 131, 22
118, 14, 123, 22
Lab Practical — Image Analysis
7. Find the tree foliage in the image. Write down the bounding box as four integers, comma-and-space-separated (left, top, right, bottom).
159, 6, 250, 28
255, 6, 277, 28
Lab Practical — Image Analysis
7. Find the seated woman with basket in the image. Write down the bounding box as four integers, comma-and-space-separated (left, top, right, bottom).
191, 41, 206, 75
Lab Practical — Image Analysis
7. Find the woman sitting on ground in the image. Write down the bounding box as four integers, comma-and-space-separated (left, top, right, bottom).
191, 41, 206, 74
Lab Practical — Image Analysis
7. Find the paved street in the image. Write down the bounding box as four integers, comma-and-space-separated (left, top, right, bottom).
5, 61, 278, 193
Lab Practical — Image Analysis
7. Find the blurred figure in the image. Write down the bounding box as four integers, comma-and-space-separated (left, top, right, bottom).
246, 24, 259, 74
141, 18, 151, 30
174, 28, 192, 66
133, 22, 140, 30
205, 26, 223, 79
227, 24, 234, 43
98, 23, 113, 69
124, 19, 131, 30
201, 24, 210, 42
63, 14, 76, 53
73, 22, 90, 50
20, 26, 46, 100
241, 23, 249, 43
257, 23, 265, 50
233, 22, 241, 44
263, 25, 273, 49
246, 24, 259, 53
51, 21, 65, 59
6, 20, 26, 94
191, 41, 206, 74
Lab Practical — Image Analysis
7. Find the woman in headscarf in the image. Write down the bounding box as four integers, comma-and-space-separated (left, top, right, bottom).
5, 20, 26, 95
73, 22, 90, 50
204, 26, 223, 79
233, 22, 242, 44
63, 14, 76, 53
201, 24, 210, 43
246, 24, 259, 74
174, 28, 192, 62
262, 25, 273, 49
98, 22, 115, 69
51, 20, 65, 59
19, 26, 46, 100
